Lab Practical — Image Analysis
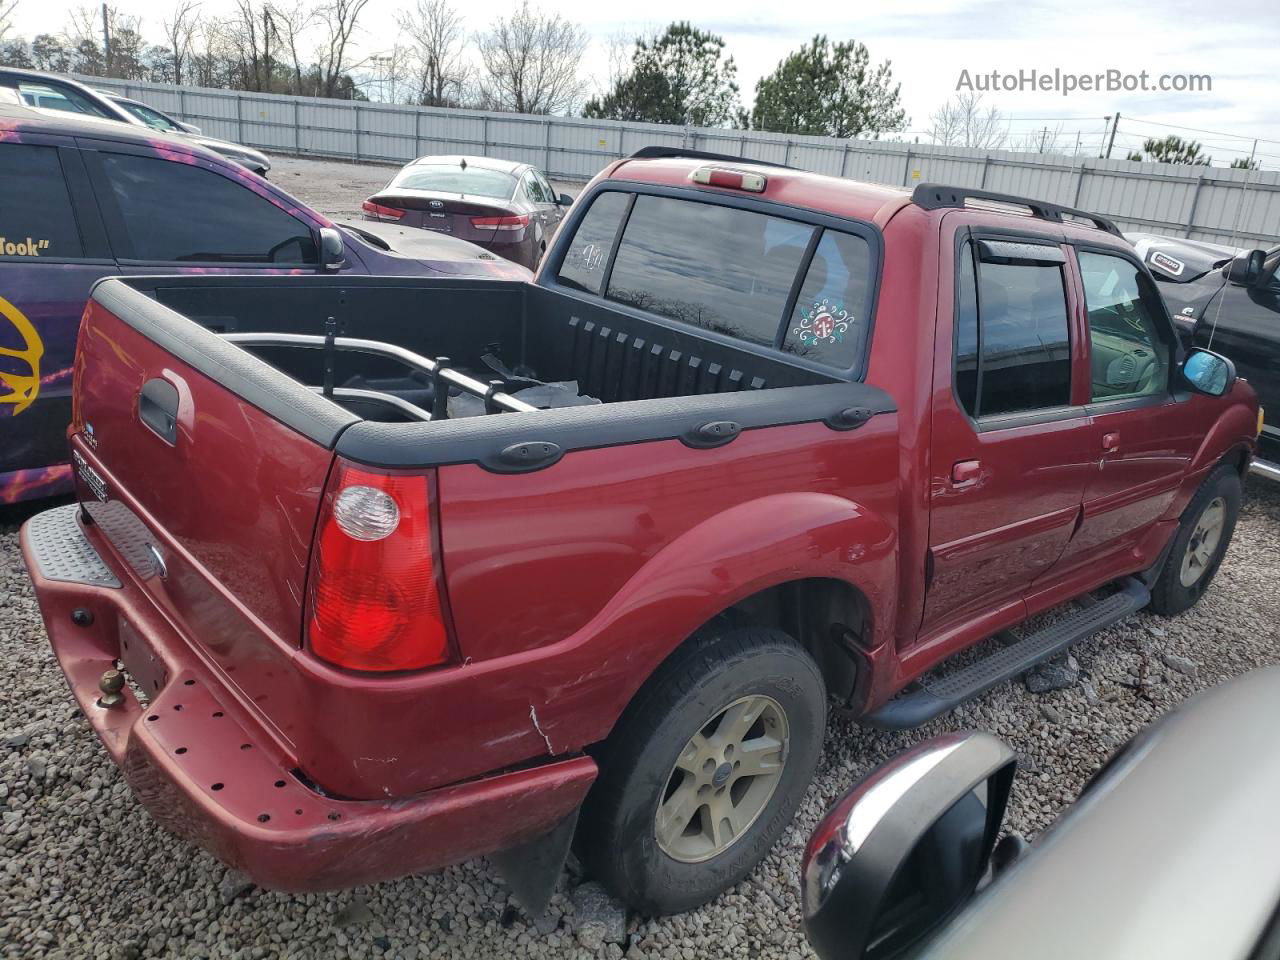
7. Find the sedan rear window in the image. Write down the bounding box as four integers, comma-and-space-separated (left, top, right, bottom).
390, 164, 516, 200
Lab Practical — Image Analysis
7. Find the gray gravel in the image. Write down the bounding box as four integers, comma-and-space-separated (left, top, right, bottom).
3, 156, 1278, 958
3, 481, 1277, 959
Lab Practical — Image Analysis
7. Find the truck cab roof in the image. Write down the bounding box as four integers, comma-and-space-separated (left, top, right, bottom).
602, 149, 1126, 249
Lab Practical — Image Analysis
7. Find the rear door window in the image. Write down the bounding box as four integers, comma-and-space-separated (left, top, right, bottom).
955, 240, 1073, 418
556, 191, 629, 295
0, 143, 84, 259
98, 152, 317, 264
782, 230, 874, 368
604, 194, 815, 348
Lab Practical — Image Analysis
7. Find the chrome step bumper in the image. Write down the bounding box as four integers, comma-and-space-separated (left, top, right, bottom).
23, 504, 120, 589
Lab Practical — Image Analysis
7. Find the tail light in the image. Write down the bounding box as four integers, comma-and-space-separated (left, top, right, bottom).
362, 199, 405, 221
305, 460, 450, 672
470, 213, 529, 232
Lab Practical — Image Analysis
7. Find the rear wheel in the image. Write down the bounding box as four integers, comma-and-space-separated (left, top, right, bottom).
1149, 464, 1241, 616
576, 628, 826, 914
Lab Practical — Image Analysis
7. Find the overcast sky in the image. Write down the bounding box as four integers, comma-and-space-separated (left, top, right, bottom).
8, 0, 1279, 167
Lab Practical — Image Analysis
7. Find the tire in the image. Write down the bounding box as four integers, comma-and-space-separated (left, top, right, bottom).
576, 627, 826, 915
1149, 464, 1241, 616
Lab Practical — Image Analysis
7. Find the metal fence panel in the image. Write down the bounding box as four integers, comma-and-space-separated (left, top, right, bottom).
74, 74, 1280, 246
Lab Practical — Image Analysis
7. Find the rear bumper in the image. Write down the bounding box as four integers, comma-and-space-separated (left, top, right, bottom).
20, 504, 596, 892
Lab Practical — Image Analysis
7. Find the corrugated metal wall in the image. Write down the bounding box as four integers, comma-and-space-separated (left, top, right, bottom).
83, 75, 1280, 246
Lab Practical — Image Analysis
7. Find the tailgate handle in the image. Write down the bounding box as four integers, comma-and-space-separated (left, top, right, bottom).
139, 379, 179, 445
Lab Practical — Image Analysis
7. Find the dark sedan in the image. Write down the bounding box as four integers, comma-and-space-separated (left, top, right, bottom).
363, 155, 573, 269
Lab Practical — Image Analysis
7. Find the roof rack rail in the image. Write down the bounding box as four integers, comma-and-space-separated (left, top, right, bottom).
910, 183, 1122, 237
628, 145, 796, 171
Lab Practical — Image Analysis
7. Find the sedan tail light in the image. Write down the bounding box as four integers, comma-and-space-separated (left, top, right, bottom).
470, 214, 530, 232
306, 460, 450, 672
362, 199, 406, 221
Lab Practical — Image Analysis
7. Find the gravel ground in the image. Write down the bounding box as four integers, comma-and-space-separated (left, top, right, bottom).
264, 154, 580, 222
2, 480, 1277, 960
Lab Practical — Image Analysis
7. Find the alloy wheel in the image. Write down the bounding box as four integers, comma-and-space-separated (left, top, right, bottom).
654, 695, 789, 863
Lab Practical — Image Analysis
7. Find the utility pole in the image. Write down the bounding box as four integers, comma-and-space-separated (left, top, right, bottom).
101, 3, 111, 75
1105, 112, 1120, 159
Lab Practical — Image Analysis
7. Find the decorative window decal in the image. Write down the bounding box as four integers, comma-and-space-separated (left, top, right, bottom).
792, 299, 853, 348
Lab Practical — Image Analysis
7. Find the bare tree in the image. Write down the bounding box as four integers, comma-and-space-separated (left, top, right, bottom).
0, 0, 18, 44
272, 0, 316, 95
476, 1, 589, 115
1011, 123, 1066, 154
315, 0, 371, 98
230, 0, 280, 92
397, 0, 468, 106
928, 92, 1007, 149
162, 0, 199, 85
64, 4, 145, 77
190, 19, 236, 87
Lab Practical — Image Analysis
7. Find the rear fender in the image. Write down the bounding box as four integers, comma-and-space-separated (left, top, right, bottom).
540, 491, 897, 744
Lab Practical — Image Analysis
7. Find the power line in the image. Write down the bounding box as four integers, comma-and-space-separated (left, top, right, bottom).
1122, 114, 1280, 147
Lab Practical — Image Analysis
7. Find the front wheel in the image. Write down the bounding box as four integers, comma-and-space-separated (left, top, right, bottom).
1149, 464, 1241, 616
576, 628, 826, 914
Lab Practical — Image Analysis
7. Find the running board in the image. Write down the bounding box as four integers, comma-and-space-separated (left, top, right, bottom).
866, 578, 1150, 730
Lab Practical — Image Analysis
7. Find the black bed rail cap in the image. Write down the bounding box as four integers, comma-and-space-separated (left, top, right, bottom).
910, 182, 1123, 237
627, 145, 797, 171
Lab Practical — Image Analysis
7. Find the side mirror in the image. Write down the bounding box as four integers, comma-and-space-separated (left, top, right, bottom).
557, 193, 574, 207
801, 732, 1017, 960
1224, 249, 1266, 287
1181, 348, 1236, 397
318, 227, 346, 273
177, 121, 202, 134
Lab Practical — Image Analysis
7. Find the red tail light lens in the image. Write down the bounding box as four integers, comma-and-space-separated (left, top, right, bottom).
470, 213, 529, 232
306, 461, 449, 672
362, 199, 405, 221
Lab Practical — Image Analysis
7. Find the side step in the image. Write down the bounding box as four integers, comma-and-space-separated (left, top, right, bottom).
866, 578, 1150, 730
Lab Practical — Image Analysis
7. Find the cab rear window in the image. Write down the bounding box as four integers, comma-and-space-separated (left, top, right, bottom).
556, 190, 875, 371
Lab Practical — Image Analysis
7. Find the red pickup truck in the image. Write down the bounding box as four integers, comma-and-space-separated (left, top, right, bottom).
21, 148, 1260, 920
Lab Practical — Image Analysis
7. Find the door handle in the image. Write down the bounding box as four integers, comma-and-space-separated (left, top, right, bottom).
951, 459, 981, 484
1102, 432, 1121, 453
139, 378, 180, 445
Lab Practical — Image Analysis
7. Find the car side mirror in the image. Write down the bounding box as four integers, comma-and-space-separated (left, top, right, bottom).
1181, 348, 1236, 397
1223, 249, 1266, 287
557, 193, 574, 207
802, 732, 1017, 960
318, 227, 346, 273
177, 121, 202, 134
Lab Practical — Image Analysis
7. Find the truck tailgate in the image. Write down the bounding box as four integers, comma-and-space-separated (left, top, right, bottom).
69, 284, 353, 750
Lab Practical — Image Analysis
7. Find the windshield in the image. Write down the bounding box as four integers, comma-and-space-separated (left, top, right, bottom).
389, 164, 516, 199
118, 100, 181, 132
